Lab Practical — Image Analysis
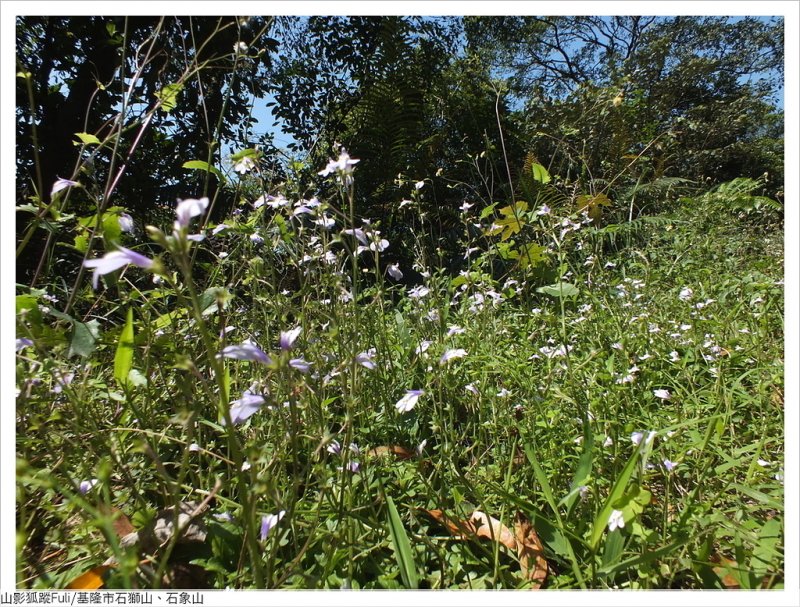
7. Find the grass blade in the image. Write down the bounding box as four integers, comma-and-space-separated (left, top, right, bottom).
590, 442, 642, 550
385, 496, 418, 589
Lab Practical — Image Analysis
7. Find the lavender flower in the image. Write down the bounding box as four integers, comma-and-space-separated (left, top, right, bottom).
396, 389, 424, 413
233, 156, 255, 174
355, 349, 377, 370
318, 149, 360, 184
387, 264, 403, 280
79, 479, 99, 495
663, 459, 678, 472
289, 358, 312, 373
51, 177, 79, 197
16, 338, 34, 352
280, 327, 302, 351
220, 341, 273, 366
226, 387, 266, 425
260, 510, 286, 541
83, 247, 154, 289
342, 228, 368, 245
174, 197, 209, 229
118, 213, 134, 233
439, 348, 467, 365
408, 285, 430, 299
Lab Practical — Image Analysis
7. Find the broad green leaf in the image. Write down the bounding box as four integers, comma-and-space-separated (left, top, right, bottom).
451, 275, 467, 288
614, 485, 651, 524
73, 233, 89, 253
531, 162, 551, 184
500, 201, 528, 216
199, 287, 232, 316
16, 295, 43, 327
518, 243, 548, 269
496, 241, 519, 259
479, 202, 498, 220
74, 132, 101, 146
577, 193, 612, 221
750, 518, 781, 576
127, 369, 148, 388
155, 83, 184, 112
183, 160, 226, 184
102, 212, 122, 245
385, 496, 418, 589
488, 204, 528, 240
69, 319, 100, 358
114, 308, 135, 389
537, 282, 579, 298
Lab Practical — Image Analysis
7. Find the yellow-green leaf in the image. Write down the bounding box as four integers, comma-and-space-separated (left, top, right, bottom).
114, 308, 135, 389
183, 160, 226, 184
577, 193, 612, 221
531, 163, 551, 184
74, 132, 101, 146
155, 83, 184, 112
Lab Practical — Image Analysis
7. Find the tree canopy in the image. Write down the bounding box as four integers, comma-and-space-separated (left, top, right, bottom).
16, 15, 784, 285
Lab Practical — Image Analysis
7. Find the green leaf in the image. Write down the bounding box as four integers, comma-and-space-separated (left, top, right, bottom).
74, 132, 101, 146
114, 308, 135, 389
69, 319, 100, 358
525, 446, 560, 518
127, 369, 148, 388
487, 202, 528, 240
531, 163, 551, 184
230, 148, 259, 161
577, 193, 612, 221
199, 287, 231, 316
561, 429, 594, 516
155, 83, 184, 112
16, 295, 43, 327
590, 442, 643, 550
615, 485, 651, 524
729, 484, 782, 510
385, 496, 418, 589
601, 523, 625, 568
517, 243, 548, 269
537, 282, 579, 298
479, 203, 498, 220
102, 212, 122, 245
73, 234, 89, 253
750, 518, 781, 576
183, 160, 226, 184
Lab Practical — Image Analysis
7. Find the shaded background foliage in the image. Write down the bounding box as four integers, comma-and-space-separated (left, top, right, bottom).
16, 15, 784, 286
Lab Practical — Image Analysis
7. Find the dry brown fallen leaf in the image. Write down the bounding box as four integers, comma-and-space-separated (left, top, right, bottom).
425, 509, 548, 589
67, 482, 221, 590
709, 554, 774, 589
99, 505, 137, 539
366, 445, 414, 459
